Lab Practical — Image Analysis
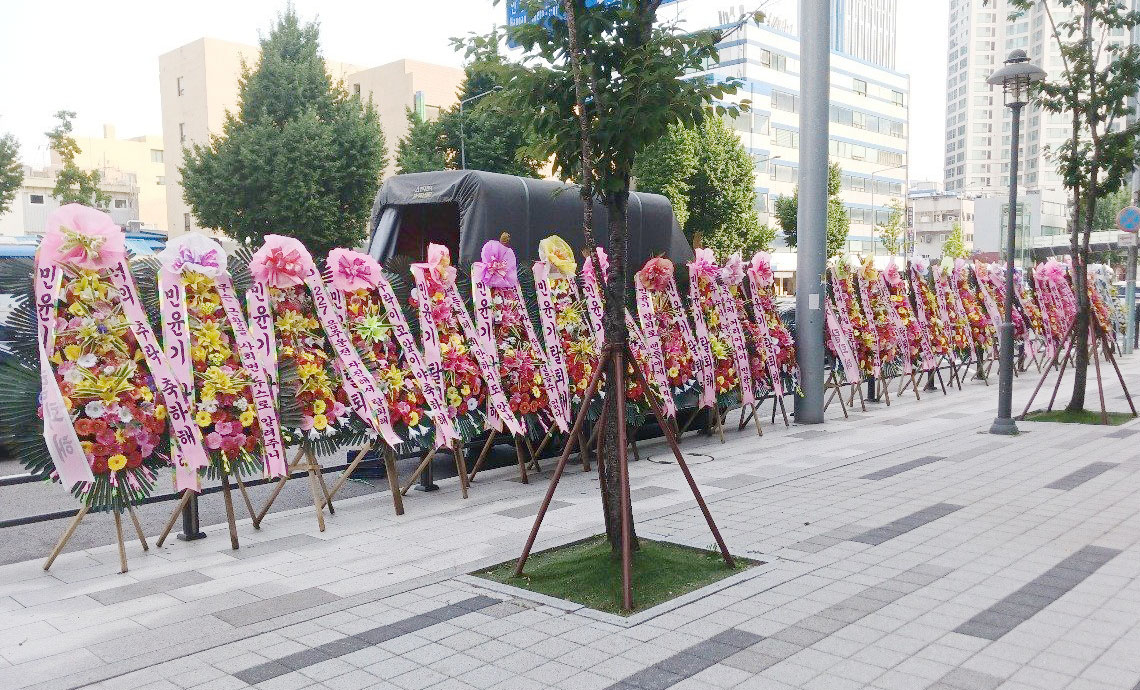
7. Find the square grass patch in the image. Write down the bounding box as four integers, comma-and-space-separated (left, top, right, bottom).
473, 536, 759, 616
1023, 409, 1134, 426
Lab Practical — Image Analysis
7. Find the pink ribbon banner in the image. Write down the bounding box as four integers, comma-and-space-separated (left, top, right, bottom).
634, 278, 677, 418
877, 275, 913, 376
746, 270, 785, 398
245, 281, 278, 397
664, 278, 713, 408
825, 298, 862, 386
532, 263, 573, 431
854, 274, 884, 377
32, 260, 95, 489
906, 267, 938, 371
685, 269, 718, 408
711, 281, 755, 406
158, 268, 204, 491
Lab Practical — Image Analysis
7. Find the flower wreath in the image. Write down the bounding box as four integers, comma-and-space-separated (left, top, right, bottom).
635, 257, 703, 414
688, 249, 754, 408
745, 252, 800, 393
908, 257, 951, 361
828, 260, 877, 378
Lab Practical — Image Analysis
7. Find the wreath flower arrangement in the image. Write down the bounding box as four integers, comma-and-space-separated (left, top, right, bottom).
952, 259, 993, 354
688, 249, 742, 402
249, 237, 353, 445
829, 259, 876, 377
979, 262, 1025, 340
472, 239, 555, 435
534, 236, 600, 412
935, 262, 973, 355
909, 258, 951, 358
34, 205, 182, 509
409, 244, 486, 437
746, 252, 799, 390
636, 257, 700, 406
857, 257, 901, 368
327, 248, 434, 447
882, 261, 923, 368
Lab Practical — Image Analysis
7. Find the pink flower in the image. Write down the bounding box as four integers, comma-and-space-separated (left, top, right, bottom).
158, 233, 225, 276
328, 248, 380, 292
720, 252, 745, 286
300, 415, 315, 431
215, 421, 235, 436
749, 251, 774, 287
250, 235, 313, 288
222, 434, 245, 453
40, 204, 126, 270
911, 255, 929, 274
884, 261, 903, 288
689, 248, 719, 281
582, 247, 609, 279
205, 432, 225, 450
478, 240, 517, 288
426, 243, 457, 285
638, 257, 674, 291
331, 402, 347, 419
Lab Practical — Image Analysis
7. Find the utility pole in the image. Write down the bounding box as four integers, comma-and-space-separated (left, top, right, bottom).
793, 0, 830, 424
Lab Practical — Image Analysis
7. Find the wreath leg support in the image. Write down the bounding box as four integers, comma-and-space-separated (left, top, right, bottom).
43, 505, 91, 571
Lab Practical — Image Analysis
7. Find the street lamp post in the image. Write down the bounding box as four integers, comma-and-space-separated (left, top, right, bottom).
459, 86, 503, 170
987, 50, 1046, 436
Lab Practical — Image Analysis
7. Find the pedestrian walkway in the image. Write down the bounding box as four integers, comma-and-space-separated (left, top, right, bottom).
3, 360, 1140, 690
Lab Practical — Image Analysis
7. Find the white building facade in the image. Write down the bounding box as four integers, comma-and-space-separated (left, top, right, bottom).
666, 0, 909, 256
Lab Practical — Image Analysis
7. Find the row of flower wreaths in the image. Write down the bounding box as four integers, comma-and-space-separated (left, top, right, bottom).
18, 204, 1104, 512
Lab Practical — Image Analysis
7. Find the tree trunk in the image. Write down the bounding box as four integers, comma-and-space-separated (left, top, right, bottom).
600, 187, 638, 555
1067, 179, 1097, 412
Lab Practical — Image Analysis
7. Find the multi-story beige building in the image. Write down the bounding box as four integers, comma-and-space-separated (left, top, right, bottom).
0, 165, 142, 238
56, 125, 167, 231
158, 38, 463, 236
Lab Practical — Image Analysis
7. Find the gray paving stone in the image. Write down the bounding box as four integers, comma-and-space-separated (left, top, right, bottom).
1045, 462, 1119, 490
860, 456, 945, 480
938, 667, 1004, 690
1104, 428, 1138, 438
628, 486, 677, 501
705, 474, 767, 490
494, 500, 573, 518
228, 534, 324, 560
234, 661, 293, 685
214, 587, 342, 627
955, 545, 1120, 641
90, 571, 213, 605
850, 504, 964, 546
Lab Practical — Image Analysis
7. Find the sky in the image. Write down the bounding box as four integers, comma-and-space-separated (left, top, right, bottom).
0, 0, 949, 182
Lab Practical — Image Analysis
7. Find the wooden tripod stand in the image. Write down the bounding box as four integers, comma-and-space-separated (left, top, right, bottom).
252, 447, 336, 532
513, 341, 734, 612
156, 469, 258, 550
44, 502, 149, 574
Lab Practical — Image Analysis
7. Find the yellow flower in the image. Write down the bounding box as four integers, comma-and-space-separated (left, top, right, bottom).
191, 347, 207, 362
80, 441, 94, 454
107, 454, 127, 472
538, 235, 577, 276
62, 396, 72, 410
240, 409, 256, 427
155, 405, 167, 420
137, 387, 154, 402
407, 411, 420, 427
195, 411, 213, 427
668, 367, 679, 378
64, 345, 82, 361
531, 386, 541, 398
312, 399, 327, 414
51, 352, 63, 365
461, 384, 471, 396
312, 413, 328, 431
385, 366, 404, 389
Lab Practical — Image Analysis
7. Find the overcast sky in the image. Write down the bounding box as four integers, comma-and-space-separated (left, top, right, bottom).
0, 0, 948, 182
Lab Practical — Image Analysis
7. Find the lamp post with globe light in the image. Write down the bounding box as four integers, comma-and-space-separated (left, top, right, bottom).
987, 50, 1046, 435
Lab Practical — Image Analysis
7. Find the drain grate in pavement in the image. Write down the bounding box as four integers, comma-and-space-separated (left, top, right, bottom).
954, 545, 1120, 641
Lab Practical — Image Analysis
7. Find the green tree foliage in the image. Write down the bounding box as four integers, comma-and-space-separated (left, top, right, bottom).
877, 199, 906, 256
397, 30, 543, 177
634, 117, 772, 257
0, 133, 22, 216
1093, 187, 1131, 230
941, 222, 968, 259
396, 108, 446, 174
46, 111, 109, 208
773, 161, 849, 258
1006, 0, 1140, 411
181, 8, 386, 258
472, 0, 753, 555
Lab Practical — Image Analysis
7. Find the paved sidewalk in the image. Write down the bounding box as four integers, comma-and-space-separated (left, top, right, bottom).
3, 358, 1140, 690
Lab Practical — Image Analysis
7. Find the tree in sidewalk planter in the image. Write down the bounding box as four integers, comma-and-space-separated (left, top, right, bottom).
941, 222, 968, 260
471, 0, 752, 555
47, 111, 110, 208
0, 132, 22, 216
1005, 0, 1140, 411
395, 109, 446, 175
877, 199, 906, 257
633, 117, 773, 258
181, 8, 386, 259
774, 161, 850, 258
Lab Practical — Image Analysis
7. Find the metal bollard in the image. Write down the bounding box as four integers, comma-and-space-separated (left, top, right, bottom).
177, 492, 207, 541
415, 450, 439, 492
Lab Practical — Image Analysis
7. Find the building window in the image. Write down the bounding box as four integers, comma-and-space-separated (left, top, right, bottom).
771, 91, 797, 113
892, 90, 904, 106
176, 76, 185, 96
114, 199, 127, 209
184, 213, 191, 232
157, 176, 166, 185
29, 194, 44, 204
853, 79, 867, 96
150, 149, 164, 163
179, 123, 187, 144
353, 83, 361, 96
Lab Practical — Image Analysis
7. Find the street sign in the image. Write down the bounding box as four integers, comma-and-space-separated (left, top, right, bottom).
1117, 205, 1140, 232
1119, 232, 1138, 247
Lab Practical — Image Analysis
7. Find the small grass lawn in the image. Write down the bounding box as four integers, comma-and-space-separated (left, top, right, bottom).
474, 536, 758, 615
1023, 409, 1135, 425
